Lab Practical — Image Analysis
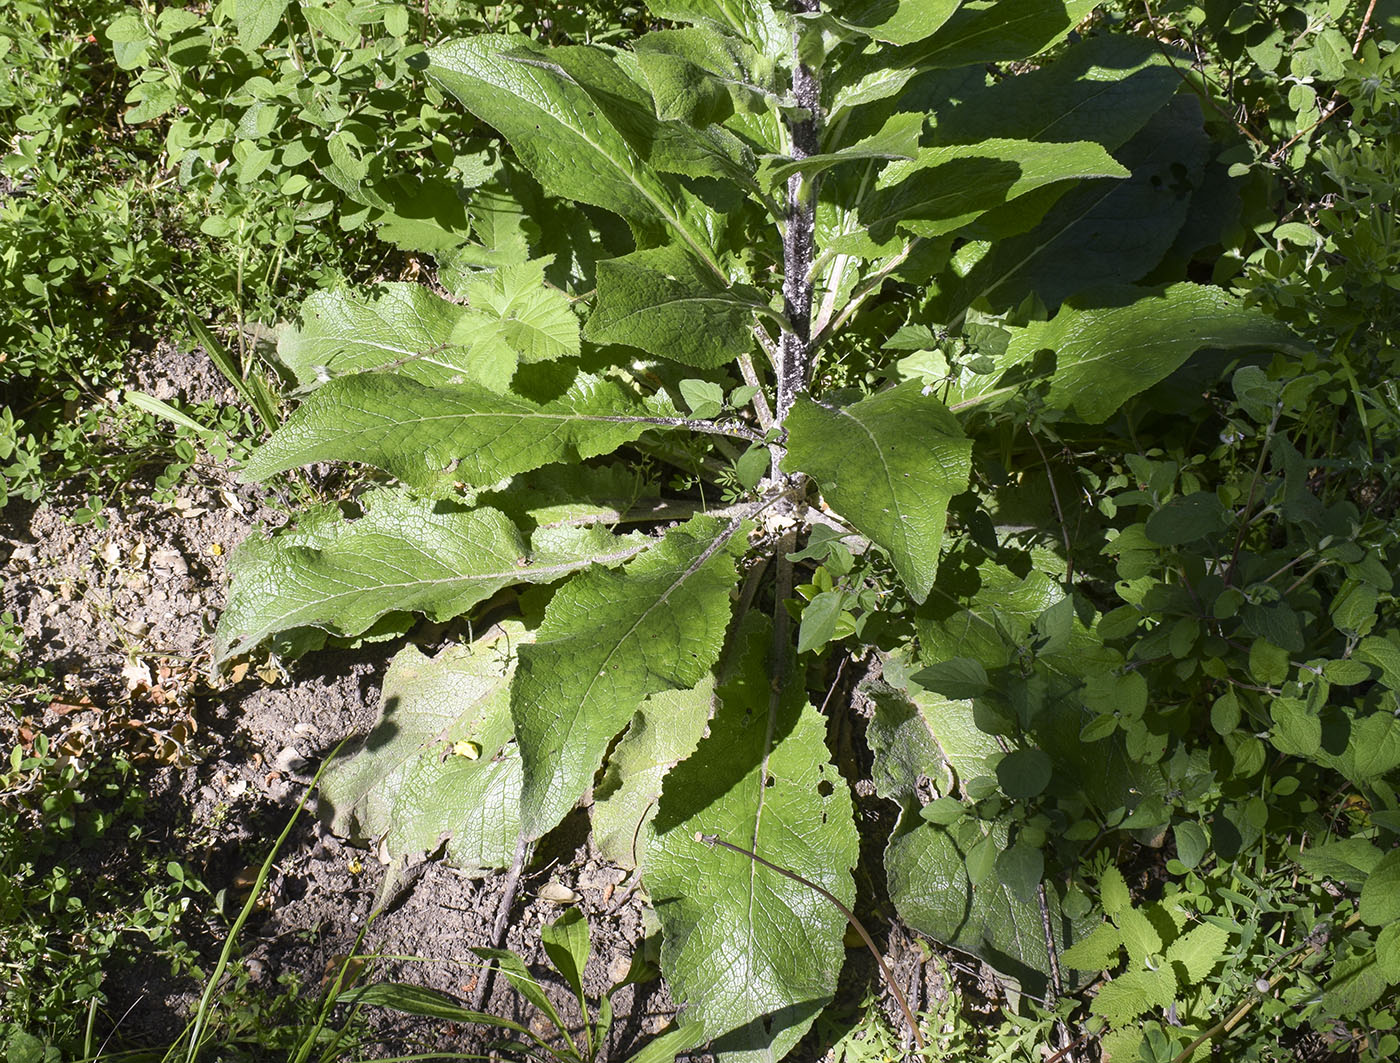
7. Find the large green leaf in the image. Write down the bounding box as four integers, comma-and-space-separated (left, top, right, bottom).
783, 382, 972, 603
585, 246, 768, 368
512, 515, 746, 840
319, 630, 526, 880
824, 138, 1127, 256
592, 678, 715, 870
928, 34, 1178, 149
941, 97, 1210, 313
239, 372, 670, 490
427, 36, 719, 270
829, 0, 1098, 115
644, 0, 789, 55
1003, 283, 1301, 423
276, 284, 471, 390
647, 616, 857, 1061
212, 490, 647, 664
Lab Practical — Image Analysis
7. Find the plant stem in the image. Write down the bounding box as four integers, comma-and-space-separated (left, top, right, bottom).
694, 833, 926, 1051
774, 2, 822, 427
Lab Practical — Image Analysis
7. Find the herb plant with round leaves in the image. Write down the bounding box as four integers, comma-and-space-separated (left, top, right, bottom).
212, 1, 1305, 1055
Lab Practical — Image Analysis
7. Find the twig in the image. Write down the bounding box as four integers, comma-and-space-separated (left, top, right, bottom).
738, 352, 775, 429
1029, 427, 1075, 585
695, 833, 925, 1051
470, 834, 533, 1011
1269, 0, 1379, 164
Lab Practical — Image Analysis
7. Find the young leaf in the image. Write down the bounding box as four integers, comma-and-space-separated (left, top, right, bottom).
646, 615, 857, 1060
1002, 283, 1302, 423
512, 514, 747, 840
319, 631, 526, 879
447, 258, 582, 384
541, 907, 592, 1004
239, 372, 674, 489
585, 245, 769, 369
592, 679, 716, 870
212, 491, 647, 664
783, 382, 972, 603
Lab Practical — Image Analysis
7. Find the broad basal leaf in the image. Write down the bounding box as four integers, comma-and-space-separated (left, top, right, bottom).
585, 245, 769, 368
212, 490, 647, 664
647, 616, 857, 1062
276, 284, 472, 390
239, 372, 670, 489
320, 629, 526, 881
512, 514, 746, 840
592, 678, 715, 870
783, 382, 972, 603
427, 36, 719, 270
1003, 283, 1301, 423
826, 138, 1127, 256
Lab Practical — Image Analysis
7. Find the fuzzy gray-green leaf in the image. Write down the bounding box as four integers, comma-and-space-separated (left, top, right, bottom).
320, 630, 526, 879
647, 615, 857, 1062
239, 372, 669, 489
212, 490, 647, 664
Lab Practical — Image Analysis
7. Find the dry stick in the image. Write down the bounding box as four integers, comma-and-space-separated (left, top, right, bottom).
1028, 427, 1075, 586
1270, 0, 1380, 164
470, 833, 533, 1011
694, 833, 925, 1052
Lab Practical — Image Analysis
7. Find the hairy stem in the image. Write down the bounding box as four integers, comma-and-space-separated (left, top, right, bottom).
774, 2, 822, 428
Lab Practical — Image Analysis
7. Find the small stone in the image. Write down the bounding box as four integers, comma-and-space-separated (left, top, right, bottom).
272, 746, 308, 774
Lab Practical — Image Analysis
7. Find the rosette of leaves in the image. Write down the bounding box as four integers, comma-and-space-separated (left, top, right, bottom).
214, 2, 1300, 1055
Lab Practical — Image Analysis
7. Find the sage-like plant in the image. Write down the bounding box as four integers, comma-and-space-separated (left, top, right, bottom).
214, 1, 1297, 1055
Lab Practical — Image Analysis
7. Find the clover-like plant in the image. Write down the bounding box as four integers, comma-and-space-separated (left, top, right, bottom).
213, 2, 1298, 1055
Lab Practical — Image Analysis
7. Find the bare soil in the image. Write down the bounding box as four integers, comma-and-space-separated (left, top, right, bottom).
0, 341, 684, 1059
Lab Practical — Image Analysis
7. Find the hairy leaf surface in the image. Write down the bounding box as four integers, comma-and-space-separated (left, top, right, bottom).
213, 490, 646, 663
647, 617, 857, 1061
512, 515, 746, 839
239, 372, 672, 489
277, 284, 471, 390
784, 382, 971, 602
320, 630, 525, 881
427, 36, 719, 268
825, 138, 1127, 256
